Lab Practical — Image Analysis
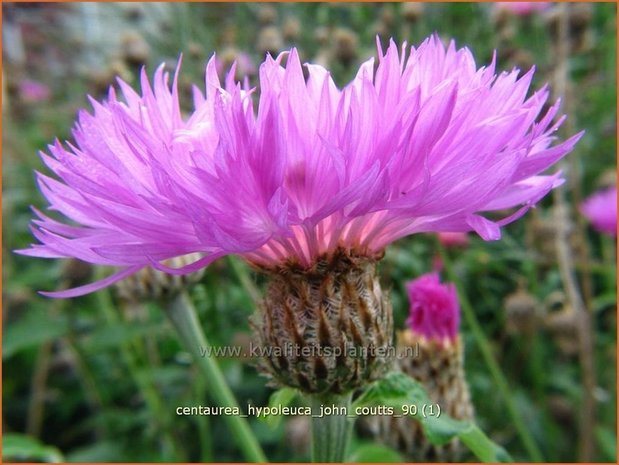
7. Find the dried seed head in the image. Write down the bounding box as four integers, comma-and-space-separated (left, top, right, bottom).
492, 7, 513, 33
380, 5, 396, 28
314, 26, 330, 46
187, 41, 204, 60
545, 298, 580, 356
116, 253, 205, 302
502, 47, 535, 71
332, 28, 359, 67
504, 287, 540, 335
401, 3, 424, 23
597, 169, 617, 190
363, 329, 474, 461
4, 287, 34, 316
218, 47, 257, 80
529, 215, 558, 265
252, 250, 393, 395
120, 31, 150, 66
257, 26, 284, 57
257, 4, 278, 25
61, 259, 93, 289
220, 24, 237, 47
546, 3, 594, 53
88, 59, 131, 96
282, 16, 302, 41
570, 3, 593, 31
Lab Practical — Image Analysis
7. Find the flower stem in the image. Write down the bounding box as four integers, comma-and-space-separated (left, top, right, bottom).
164, 291, 267, 463
310, 392, 353, 463
437, 244, 544, 462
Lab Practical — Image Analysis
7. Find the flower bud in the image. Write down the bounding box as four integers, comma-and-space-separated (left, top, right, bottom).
437, 232, 469, 248
363, 273, 473, 461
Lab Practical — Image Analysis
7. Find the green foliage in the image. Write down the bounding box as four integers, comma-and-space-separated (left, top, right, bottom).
347, 443, 404, 462
3, 311, 69, 359
260, 388, 299, 429
354, 372, 512, 462
3, 434, 64, 463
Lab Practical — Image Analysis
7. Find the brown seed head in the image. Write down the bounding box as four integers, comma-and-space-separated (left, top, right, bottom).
257, 26, 284, 57
401, 2, 424, 23
252, 250, 393, 395
504, 287, 540, 335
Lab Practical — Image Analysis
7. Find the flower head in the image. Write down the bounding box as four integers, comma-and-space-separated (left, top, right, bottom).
20, 35, 582, 297
406, 272, 460, 342
581, 186, 617, 236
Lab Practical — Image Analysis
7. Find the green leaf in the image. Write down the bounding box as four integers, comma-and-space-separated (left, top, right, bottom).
259, 387, 298, 428
3, 311, 68, 359
596, 426, 617, 462
354, 372, 512, 463
592, 292, 617, 313
458, 423, 513, 463
3, 433, 64, 463
84, 322, 162, 350
347, 443, 404, 462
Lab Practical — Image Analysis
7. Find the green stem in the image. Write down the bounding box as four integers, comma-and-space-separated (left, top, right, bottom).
164, 291, 267, 463
437, 244, 544, 462
194, 372, 213, 462
310, 392, 353, 463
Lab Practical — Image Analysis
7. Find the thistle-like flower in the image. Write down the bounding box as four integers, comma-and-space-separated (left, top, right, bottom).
580, 186, 617, 237
405, 273, 460, 344
366, 273, 474, 461
20, 35, 582, 395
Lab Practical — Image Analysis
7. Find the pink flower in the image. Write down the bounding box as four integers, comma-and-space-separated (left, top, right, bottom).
495, 2, 550, 15
19, 35, 582, 297
437, 232, 470, 248
406, 273, 459, 342
19, 79, 50, 103
581, 187, 617, 237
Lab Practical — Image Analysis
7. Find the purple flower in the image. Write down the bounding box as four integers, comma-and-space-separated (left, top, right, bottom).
581, 187, 617, 237
406, 273, 460, 342
19, 35, 583, 297
19, 79, 51, 103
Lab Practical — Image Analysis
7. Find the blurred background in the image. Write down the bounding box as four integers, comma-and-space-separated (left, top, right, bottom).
2, 2, 617, 462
